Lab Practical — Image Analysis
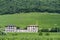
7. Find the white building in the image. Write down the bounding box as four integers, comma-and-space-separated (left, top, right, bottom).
27, 25, 38, 32
5, 25, 16, 32
4, 25, 38, 33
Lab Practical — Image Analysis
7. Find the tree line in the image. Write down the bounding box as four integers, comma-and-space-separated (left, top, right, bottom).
38, 27, 60, 32
0, 0, 60, 14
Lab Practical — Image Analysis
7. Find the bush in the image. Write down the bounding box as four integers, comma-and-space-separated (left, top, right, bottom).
38, 32, 43, 36
45, 33, 50, 36
41, 29, 49, 32
0, 31, 6, 35
50, 27, 60, 32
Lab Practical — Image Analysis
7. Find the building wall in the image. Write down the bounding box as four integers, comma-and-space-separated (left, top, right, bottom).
27, 27, 38, 32
5, 27, 16, 32
16, 29, 28, 32
4, 26, 38, 33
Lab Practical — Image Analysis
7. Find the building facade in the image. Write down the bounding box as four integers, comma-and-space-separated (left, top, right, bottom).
4, 25, 38, 33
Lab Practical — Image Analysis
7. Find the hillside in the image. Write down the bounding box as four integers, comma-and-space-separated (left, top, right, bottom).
0, 12, 60, 28
0, 0, 60, 14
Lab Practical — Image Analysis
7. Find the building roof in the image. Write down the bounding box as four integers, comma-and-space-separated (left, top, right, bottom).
27, 25, 39, 27
5, 24, 16, 27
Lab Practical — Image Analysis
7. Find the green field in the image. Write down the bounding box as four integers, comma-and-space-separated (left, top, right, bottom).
0, 12, 60, 40
0, 12, 60, 28
0, 32, 60, 40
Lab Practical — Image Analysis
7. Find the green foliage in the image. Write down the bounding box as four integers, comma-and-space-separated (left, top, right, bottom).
45, 33, 50, 36
0, 33, 60, 40
38, 29, 42, 36
0, 0, 60, 14
41, 29, 49, 32
0, 31, 6, 35
50, 27, 60, 32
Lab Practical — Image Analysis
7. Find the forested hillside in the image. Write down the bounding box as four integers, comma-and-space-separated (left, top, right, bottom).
0, 0, 60, 14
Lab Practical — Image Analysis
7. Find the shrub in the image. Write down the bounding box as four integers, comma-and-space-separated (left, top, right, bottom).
0, 31, 6, 35
41, 29, 49, 32
45, 33, 50, 36
38, 32, 43, 36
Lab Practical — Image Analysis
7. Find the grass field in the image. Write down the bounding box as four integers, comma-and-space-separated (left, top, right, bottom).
0, 32, 60, 40
0, 12, 60, 40
0, 12, 60, 28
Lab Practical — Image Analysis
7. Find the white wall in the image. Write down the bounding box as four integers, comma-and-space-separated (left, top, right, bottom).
5, 27, 38, 33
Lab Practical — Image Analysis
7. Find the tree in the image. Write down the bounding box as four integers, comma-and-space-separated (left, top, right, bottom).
0, 28, 6, 35
38, 30, 43, 36
0, 0, 60, 14
50, 27, 60, 32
